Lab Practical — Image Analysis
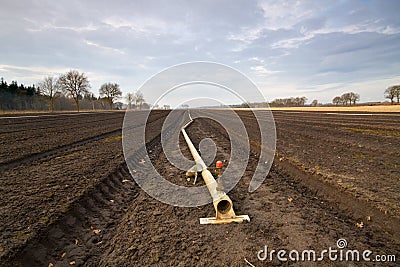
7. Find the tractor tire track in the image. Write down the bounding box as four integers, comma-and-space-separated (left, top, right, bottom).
11, 164, 140, 267
4, 111, 184, 266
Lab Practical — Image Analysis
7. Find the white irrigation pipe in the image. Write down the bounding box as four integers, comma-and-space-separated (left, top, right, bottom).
181, 112, 249, 224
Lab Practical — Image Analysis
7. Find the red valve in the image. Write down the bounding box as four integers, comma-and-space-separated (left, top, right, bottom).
216, 160, 223, 169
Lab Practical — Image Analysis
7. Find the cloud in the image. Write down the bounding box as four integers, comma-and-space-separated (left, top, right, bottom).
258, 0, 323, 30
271, 20, 400, 50
250, 65, 282, 76
84, 40, 126, 54
0, 0, 399, 104
26, 21, 99, 33
0, 64, 90, 87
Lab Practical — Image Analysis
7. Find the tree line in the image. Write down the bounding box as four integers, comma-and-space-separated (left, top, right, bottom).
0, 78, 44, 110
3, 69, 399, 111
332, 92, 360, 106
1, 69, 149, 112
268, 85, 399, 107
331, 85, 400, 106
270, 97, 308, 107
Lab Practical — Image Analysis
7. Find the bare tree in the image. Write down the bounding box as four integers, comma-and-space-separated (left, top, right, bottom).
338, 92, 360, 105
341, 93, 351, 105
385, 85, 400, 104
385, 87, 396, 103
58, 70, 90, 112
37, 76, 61, 112
134, 91, 145, 110
125, 93, 134, 109
332, 96, 342, 106
332, 92, 360, 106
396, 86, 400, 103
349, 92, 360, 105
296, 97, 307, 106
99, 83, 122, 110
310, 99, 318, 107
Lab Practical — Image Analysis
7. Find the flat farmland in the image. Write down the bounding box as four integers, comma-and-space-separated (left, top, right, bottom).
0, 110, 399, 266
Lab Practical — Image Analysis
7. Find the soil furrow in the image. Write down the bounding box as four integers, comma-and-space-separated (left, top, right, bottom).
0, 111, 168, 169
0, 112, 125, 134
0, 129, 122, 171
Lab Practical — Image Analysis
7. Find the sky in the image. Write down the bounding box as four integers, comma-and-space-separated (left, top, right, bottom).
1, 0, 399, 106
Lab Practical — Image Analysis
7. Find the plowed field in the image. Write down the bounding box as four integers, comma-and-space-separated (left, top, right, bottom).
0, 110, 399, 266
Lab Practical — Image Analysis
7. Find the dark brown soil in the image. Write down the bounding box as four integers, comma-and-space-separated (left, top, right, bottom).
0, 110, 399, 266
0, 111, 167, 265
270, 111, 400, 220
